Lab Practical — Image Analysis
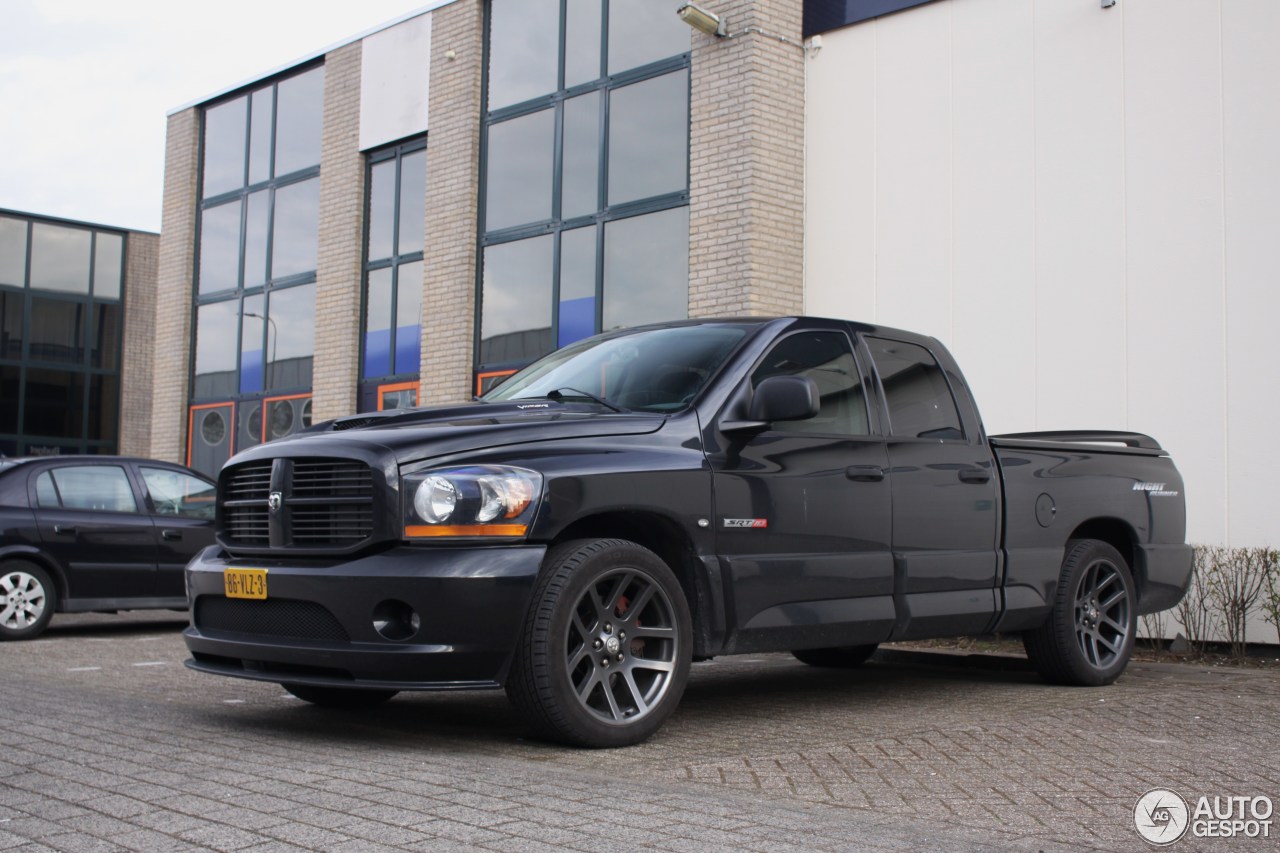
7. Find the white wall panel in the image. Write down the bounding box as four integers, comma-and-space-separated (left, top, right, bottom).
872, 3, 952, 339
804, 24, 878, 321
1223, 0, 1280, 548
1124, 0, 1227, 546
949, 0, 1035, 435
805, 0, 1279, 550
1032, 0, 1127, 431
359, 12, 432, 151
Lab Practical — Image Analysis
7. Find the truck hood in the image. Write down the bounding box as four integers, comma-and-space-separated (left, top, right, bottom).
229, 400, 666, 467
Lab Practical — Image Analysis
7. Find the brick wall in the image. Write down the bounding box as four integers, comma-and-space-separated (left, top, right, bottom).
688, 0, 806, 318
312, 42, 365, 422
117, 230, 158, 457
150, 108, 201, 464
420, 0, 484, 406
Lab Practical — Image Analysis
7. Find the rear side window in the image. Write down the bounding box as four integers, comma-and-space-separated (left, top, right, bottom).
865, 337, 964, 440
35, 465, 139, 513
751, 331, 870, 436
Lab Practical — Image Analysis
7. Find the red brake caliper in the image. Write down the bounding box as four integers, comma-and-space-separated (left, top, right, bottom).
616, 594, 645, 656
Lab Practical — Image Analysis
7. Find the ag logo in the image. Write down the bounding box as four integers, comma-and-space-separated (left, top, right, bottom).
1135, 789, 1190, 845
268, 491, 283, 513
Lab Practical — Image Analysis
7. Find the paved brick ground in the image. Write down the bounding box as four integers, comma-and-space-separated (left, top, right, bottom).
1, 612, 1276, 852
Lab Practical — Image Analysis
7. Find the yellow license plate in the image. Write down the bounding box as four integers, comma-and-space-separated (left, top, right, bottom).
224, 568, 268, 600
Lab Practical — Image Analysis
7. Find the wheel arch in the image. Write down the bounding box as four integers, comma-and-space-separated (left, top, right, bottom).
1066, 518, 1144, 602
547, 510, 713, 657
0, 547, 66, 609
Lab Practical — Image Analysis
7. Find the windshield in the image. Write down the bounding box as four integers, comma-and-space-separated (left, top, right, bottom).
483, 324, 754, 413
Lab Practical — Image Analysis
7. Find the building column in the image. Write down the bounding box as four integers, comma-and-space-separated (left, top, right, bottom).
312, 41, 366, 423
150, 108, 201, 465
118, 231, 158, 457
688, 0, 806, 317
420, 0, 484, 406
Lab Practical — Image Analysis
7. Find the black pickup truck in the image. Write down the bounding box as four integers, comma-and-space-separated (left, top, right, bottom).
183, 317, 1191, 747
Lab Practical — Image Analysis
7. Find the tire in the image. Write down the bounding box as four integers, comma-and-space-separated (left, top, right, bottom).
283, 684, 398, 709
0, 561, 55, 641
506, 539, 692, 748
792, 644, 879, 668
1023, 539, 1136, 686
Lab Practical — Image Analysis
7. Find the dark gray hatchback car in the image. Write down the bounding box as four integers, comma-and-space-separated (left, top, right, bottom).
0, 456, 215, 640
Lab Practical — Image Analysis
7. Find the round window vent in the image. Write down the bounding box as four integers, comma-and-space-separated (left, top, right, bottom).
200, 410, 226, 446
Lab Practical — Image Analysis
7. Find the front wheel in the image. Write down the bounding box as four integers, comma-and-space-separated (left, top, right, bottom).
283, 684, 399, 709
1, 561, 55, 641
506, 539, 692, 748
1023, 539, 1136, 686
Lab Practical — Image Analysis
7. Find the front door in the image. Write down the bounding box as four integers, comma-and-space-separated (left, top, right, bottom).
707, 328, 895, 653
138, 465, 217, 598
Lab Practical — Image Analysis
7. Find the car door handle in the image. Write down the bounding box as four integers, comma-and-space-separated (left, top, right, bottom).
54, 524, 77, 535
161, 529, 183, 541
846, 465, 885, 482
958, 468, 991, 484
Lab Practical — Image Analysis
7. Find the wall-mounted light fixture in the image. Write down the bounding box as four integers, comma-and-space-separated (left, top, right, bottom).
1101, 0, 1116, 8
677, 3, 726, 38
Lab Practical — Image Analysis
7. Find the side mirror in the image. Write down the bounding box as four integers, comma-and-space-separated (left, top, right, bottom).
748, 375, 820, 423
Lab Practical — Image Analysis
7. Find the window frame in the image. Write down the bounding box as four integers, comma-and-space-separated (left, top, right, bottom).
189, 63, 325, 447
0, 209, 127, 455
475, 0, 692, 378
359, 136, 427, 412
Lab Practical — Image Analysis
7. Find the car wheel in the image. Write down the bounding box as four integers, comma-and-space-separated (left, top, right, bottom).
1023, 539, 1136, 686
792, 644, 879, 668
506, 539, 692, 748
283, 684, 399, 709
0, 561, 55, 641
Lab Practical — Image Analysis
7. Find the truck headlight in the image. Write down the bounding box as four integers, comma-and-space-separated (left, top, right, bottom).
402, 466, 542, 539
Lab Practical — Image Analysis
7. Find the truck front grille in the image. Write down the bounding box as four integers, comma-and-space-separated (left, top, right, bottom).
219, 458, 377, 552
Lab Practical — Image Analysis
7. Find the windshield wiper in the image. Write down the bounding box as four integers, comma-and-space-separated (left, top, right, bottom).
543, 387, 629, 414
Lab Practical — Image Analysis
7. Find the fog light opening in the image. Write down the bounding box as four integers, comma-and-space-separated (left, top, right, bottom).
372, 600, 421, 641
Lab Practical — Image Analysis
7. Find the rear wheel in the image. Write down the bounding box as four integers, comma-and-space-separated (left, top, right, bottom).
0, 561, 55, 641
283, 684, 398, 709
792, 644, 879, 668
1023, 539, 1136, 686
506, 539, 691, 748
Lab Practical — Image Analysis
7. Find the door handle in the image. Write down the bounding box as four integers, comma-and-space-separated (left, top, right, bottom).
161, 529, 183, 541
846, 465, 885, 482
958, 468, 991, 484
54, 524, 77, 535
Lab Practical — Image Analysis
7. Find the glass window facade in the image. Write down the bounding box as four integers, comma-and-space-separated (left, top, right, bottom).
360, 139, 426, 413
0, 211, 126, 456
190, 65, 324, 475
478, 0, 691, 383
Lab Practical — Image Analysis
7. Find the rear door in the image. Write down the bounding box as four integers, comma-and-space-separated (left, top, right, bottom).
707, 326, 895, 652
136, 465, 217, 598
861, 335, 999, 637
31, 462, 157, 602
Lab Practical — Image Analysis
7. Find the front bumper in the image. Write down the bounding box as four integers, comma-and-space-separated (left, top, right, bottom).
183, 543, 546, 690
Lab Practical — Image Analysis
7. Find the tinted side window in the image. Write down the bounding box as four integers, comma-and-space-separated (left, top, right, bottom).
141, 467, 216, 519
751, 331, 870, 436
41, 465, 139, 512
865, 337, 964, 440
